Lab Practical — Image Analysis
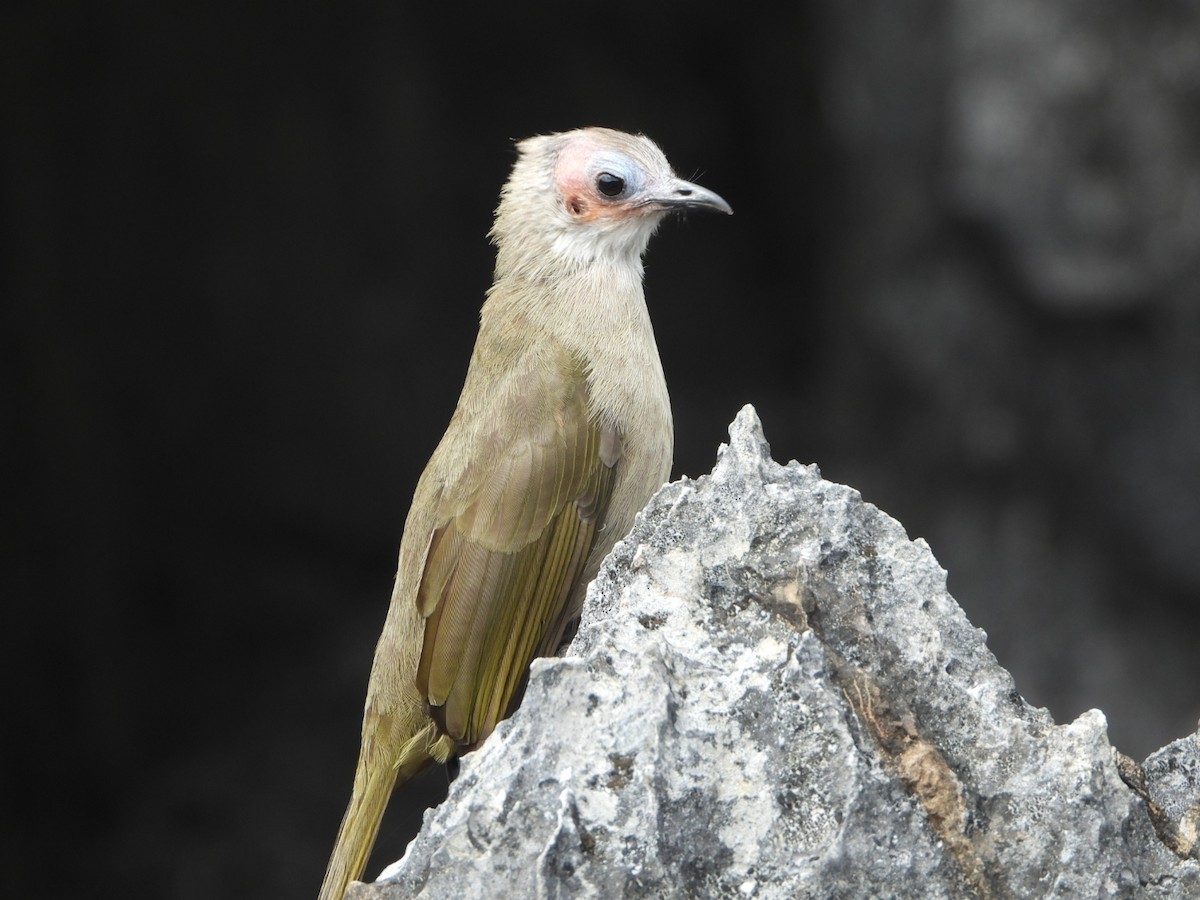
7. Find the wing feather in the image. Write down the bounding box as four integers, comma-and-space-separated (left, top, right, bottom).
412, 349, 620, 747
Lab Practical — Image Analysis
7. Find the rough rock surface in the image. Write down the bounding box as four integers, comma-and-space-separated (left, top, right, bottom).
349, 407, 1200, 899
817, 0, 1200, 756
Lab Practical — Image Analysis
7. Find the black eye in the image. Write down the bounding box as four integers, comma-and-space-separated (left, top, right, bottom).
596, 172, 625, 197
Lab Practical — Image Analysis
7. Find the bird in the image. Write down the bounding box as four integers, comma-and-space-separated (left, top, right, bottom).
318, 126, 731, 900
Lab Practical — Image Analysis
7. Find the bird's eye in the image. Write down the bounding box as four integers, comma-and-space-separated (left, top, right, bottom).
596, 172, 626, 197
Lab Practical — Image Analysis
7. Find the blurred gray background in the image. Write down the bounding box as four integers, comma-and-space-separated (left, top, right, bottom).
5, 1, 1198, 897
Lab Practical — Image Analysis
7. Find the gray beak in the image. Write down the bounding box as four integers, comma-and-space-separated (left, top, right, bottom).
650, 177, 733, 215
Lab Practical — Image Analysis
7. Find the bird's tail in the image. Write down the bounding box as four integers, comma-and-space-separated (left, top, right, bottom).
318, 720, 452, 900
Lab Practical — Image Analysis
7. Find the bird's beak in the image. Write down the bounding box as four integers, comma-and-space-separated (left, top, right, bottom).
646, 177, 733, 216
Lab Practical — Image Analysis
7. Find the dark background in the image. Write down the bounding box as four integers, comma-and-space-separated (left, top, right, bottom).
5, 2, 1199, 897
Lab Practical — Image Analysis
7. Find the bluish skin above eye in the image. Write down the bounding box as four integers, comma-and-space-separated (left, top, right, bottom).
587, 152, 644, 197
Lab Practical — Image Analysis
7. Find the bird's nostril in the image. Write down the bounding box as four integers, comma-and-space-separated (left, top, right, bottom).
677, 188, 693, 196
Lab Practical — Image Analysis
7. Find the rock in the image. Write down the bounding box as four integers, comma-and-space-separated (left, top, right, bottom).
348, 406, 1200, 899
816, 1, 1200, 758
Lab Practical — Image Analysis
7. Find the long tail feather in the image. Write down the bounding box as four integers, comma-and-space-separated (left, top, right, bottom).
318, 722, 451, 900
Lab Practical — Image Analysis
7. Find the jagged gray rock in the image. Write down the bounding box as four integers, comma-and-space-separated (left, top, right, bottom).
348, 406, 1200, 899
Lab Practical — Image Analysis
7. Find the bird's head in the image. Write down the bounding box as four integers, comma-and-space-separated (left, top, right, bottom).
491, 127, 731, 277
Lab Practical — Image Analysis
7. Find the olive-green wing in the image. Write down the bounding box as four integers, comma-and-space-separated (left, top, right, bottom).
413, 358, 619, 748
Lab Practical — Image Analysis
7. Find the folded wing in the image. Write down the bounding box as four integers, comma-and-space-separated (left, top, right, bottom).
414, 352, 619, 747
